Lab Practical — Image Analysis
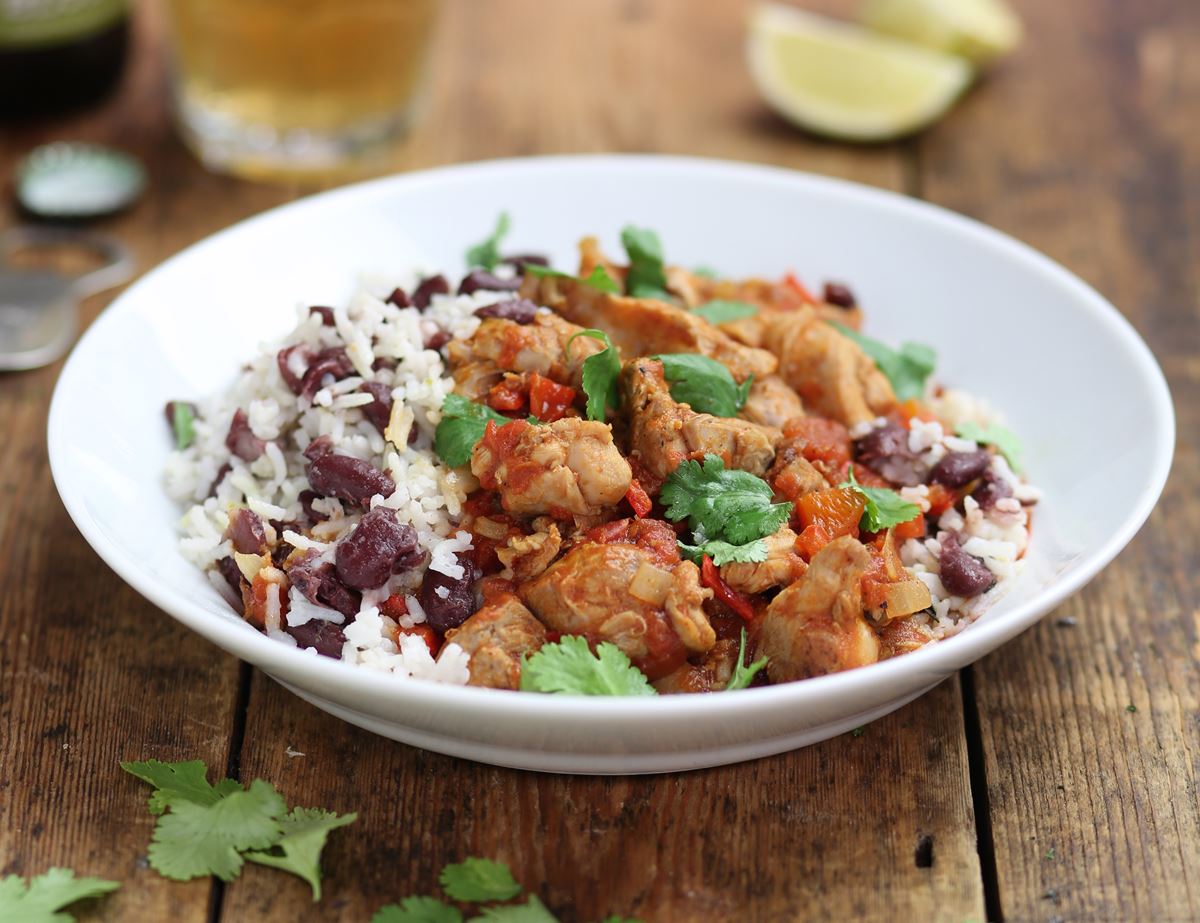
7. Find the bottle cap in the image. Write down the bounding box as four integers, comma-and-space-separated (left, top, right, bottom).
15, 142, 146, 219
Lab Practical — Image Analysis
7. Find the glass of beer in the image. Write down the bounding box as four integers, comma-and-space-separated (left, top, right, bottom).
164, 0, 438, 182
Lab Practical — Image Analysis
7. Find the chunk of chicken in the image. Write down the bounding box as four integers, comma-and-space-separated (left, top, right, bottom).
447, 313, 605, 394
739, 375, 805, 429
769, 447, 830, 503
757, 536, 880, 681
720, 527, 807, 595
471, 418, 631, 519
622, 359, 780, 485
878, 615, 935, 659
653, 639, 740, 694
520, 273, 777, 383
761, 308, 896, 427
445, 591, 548, 690
519, 541, 715, 678
496, 522, 562, 581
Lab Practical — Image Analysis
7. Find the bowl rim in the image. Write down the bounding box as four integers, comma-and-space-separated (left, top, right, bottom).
47, 153, 1175, 722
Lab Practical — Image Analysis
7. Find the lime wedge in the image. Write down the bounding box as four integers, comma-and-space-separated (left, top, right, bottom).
747, 4, 973, 142
861, 0, 1022, 65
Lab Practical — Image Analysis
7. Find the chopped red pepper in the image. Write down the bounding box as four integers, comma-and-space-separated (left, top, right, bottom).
379, 593, 409, 620
625, 478, 653, 518
700, 554, 755, 622
892, 512, 926, 541
528, 372, 576, 422
487, 378, 527, 413
784, 272, 818, 305
397, 623, 440, 657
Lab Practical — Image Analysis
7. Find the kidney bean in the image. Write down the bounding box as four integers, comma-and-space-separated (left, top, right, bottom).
424, 328, 452, 351
939, 534, 995, 597
419, 559, 479, 633
216, 556, 245, 602
458, 269, 522, 296
359, 381, 393, 433
823, 282, 857, 308
854, 420, 923, 486
972, 471, 1013, 510
334, 508, 420, 590
208, 462, 232, 498
501, 253, 549, 270
412, 275, 450, 310
303, 435, 334, 462
474, 298, 538, 324
309, 305, 336, 326
385, 287, 412, 308
298, 489, 327, 523
308, 453, 395, 506
225, 508, 267, 555
930, 450, 992, 488
225, 409, 266, 461
299, 347, 355, 401
276, 344, 312, 394
372, 356, 398, 372
284, 619, 346, 659
271, 534, 295, 569
287, 551, 362, 619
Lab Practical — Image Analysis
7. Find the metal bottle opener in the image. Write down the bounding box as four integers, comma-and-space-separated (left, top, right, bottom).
0, 227, 134, 371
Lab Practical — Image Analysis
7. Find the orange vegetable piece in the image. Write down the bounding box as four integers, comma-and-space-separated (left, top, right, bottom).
528, 372, 576, 422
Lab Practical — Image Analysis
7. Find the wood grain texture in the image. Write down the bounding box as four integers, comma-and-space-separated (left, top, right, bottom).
919, 0, 1200, 919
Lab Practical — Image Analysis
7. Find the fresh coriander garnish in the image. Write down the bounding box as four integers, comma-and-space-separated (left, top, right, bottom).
692, 264, 719, 279
565, 329, 620, 421
434, 394, 513, 467
440, 858, 523, 902
465, 211, 511, 270
519, 635, 656, 696
661, 455, 792, 546
620, 225, 671, 299
840, 466, 920, 532
655, 353, 751, 418
121, 759, 355, 897
725, 629, 769, 691
830, 322, 936, 401
0, 868, 119, 922
168, 401, 195, 450
691, 299, 758, 324
524, 263, 621, 294
678, 538, 768, 567
956, 420, 1023, 472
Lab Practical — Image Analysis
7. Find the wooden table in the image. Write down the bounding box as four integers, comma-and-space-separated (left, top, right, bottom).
2, 1, 1196, 920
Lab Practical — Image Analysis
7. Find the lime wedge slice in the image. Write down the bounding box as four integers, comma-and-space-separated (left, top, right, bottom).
747, 4, 973, 142
860, 0, 1022, 65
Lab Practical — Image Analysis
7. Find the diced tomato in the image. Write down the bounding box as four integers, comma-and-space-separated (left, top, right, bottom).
700, 555, 755, 622
781, 416, 852, 467
898, 398, 939, 429
625, 478, 653, 518
892, 512, 926, 541
379, 594, 409, 620
487, 378, 527, 413
783, 272, 818, 305
795, 523, 832, 560
397, 623, 440, 657
926, 483, 957, 517
634, 613, 689, 681
476, 419, 530, 490
528, 373, 576, 422
797, 487, 864, 538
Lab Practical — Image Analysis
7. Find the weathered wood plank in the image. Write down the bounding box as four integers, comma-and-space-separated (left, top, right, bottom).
919, 0, 1200, 919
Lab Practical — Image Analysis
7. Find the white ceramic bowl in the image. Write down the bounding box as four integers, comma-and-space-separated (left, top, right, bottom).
48, 156, 1173, 774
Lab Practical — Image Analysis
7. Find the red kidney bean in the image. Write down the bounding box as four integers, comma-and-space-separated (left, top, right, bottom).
225, 409, 265, 461
501, 254, 549, 270
225, 508, 267, 555
276, 344, 312, 394
287, 550, 362, 619
854, 421, 923, 486
307, 453, 395, 506
385, 287, 412, 308
372, 357, 398, 372
284, 618, 346, 659
412, 275, 450, 310
424, 328, 452, 351
939, 534, 995, 597
972, 471, 1013, 510
216, 555, 245, 604
270, 532, 295, 569
309, 305, 336, 326
334, 508, 420, 590
298, 489, 327, 523
208, 462, 232, 498
823, 282, 857, 308
303, 434, 334, 462
419, 558, 479, 633
359, 381, 393, 433
930, 450, 992, 488
299, 347, 355, 401
458, 269, 522, 296
474, 298, 538, 324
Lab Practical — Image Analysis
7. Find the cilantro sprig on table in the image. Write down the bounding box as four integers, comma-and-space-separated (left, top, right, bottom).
830, 322, 936, 401
566, 329, 621, 421
620, 225, 671, 300
661, 455, 792, 547
121, 759, 355, 900
434, 394, 514, 468
840, 466, 920, 533
691, 299, 758, 324
520, 635, 656, 696
956, 420, 1023, 471
655, 353, 752, 418
465, 211, 512, 270
0, 868, 119, 923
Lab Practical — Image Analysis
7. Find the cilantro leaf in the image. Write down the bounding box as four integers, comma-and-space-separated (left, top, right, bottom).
677, 538, 767, 567
520, 636, 656, 696
523, 263, 621, 295
725, 629, 768, 691
146, 779, 285, 882
691, 300, 758, 325
465, 212, 511, 271
830, 322, 936, 400
655, 353, 751, 418
169, 402, 195, 450
956, 420, 1023, 472
620, 226, 671, 300
121, 759, 241, 815
440, 858, 522, 902
373, 897, 465, 923
840, 466, 920, 532
0, 868, 119, 923
692, 265, 719, 279
245, 807, 357, 901
566, 329, 620, 421
661, 455, 792, 546
470, 894, 559, 922
434, 394, 513, 467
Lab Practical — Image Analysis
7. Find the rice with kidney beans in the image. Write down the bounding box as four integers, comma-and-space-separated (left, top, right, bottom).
164, 270, 528, 684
